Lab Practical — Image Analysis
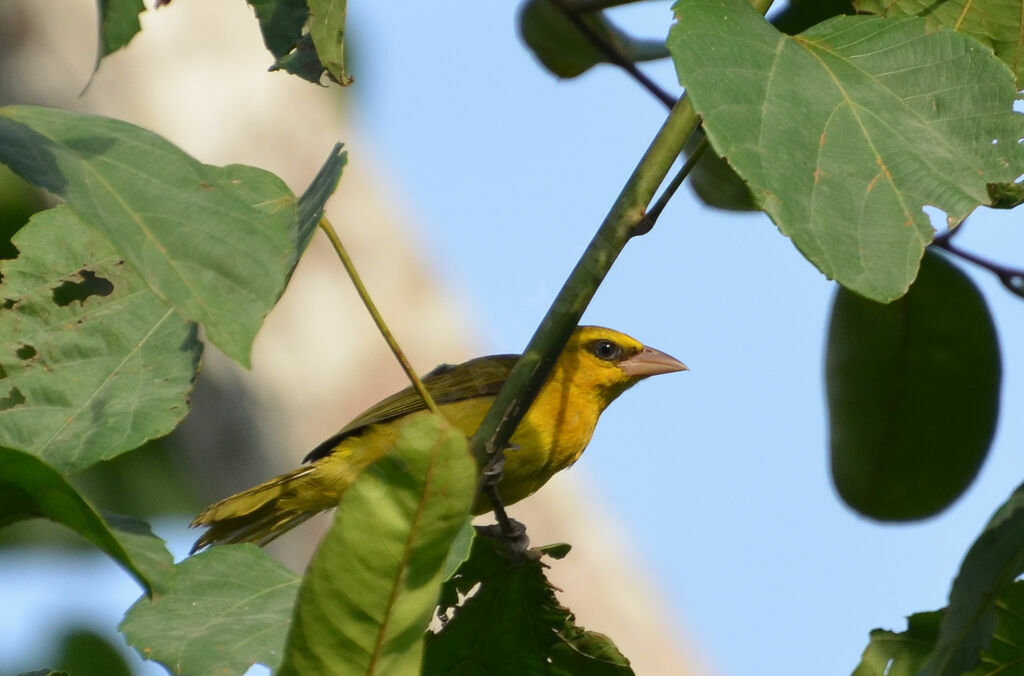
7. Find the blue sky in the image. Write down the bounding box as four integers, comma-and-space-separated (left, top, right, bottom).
4, 2, 1024, 675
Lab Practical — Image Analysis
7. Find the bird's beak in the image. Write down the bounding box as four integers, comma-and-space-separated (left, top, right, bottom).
619, 346, 688, 378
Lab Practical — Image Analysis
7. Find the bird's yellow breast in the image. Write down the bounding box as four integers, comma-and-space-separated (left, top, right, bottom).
436, 365, 601, 510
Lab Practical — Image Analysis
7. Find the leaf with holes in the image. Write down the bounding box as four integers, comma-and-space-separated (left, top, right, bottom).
120, 544, 300, 675
278, 412, 476, 676
668, 0, 1024, 302
0, 105, 296, 365
854, 0, 1024, 90
426, 537, 633, 674
0, 446, 173, 596
0, 206, 201, 473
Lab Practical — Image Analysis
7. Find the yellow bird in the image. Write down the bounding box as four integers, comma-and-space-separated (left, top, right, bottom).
190, 326, 686, 552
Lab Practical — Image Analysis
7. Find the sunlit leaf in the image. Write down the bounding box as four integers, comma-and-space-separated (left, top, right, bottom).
668, 0, 1024, 301
278, 412, 476, 676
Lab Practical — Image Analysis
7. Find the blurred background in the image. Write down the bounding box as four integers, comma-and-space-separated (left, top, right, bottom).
1, 1, 1023, 675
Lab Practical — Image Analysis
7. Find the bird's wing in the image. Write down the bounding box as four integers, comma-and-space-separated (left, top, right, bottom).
302, 354, 518, 462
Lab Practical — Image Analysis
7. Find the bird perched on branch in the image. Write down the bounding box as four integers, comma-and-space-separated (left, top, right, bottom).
190, 325, 686, 552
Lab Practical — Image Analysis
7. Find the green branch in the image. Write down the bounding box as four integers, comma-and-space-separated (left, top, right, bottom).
468, 96, 700, 469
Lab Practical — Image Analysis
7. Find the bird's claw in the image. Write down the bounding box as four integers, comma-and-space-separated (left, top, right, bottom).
475, 519, 534, 561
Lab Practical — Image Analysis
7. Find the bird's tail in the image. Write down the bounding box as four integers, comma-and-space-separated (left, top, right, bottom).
189, 465, 326, 553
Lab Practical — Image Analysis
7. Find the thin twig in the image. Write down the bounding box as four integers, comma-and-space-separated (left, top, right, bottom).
632, 135, 709, 236
550, 0, 676, 109
317, 217, 441, 414
933, 234, 1024, 300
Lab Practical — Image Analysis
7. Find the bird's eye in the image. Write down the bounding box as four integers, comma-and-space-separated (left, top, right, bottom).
590, 339, 623, 361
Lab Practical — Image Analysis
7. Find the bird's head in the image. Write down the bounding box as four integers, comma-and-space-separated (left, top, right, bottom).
557, 326, 688, 408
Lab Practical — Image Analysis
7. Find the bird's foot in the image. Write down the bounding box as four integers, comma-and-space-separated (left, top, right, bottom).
475, 518, 534, 561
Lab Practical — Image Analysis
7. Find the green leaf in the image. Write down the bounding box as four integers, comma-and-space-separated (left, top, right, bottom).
308, 0, 353, 86
854, 0, 1024, 90
771, 0, 856, 35
441, 518, 475, 582
292, 143, 347, 270
56, 626, 133, 676
0, 105, 297, 365
0, 206, 202, 472
684, 128, 758, 211
0, 446, 172, 596
97, 0, 146, 58
973, 580, 1024, 674
278, 412, 476, 676
850, 611, 941, 676
851, 582, 1024, 676
518, 0, 668, 79
987, 180, 1024, 209
684, 0, 855, 212
426, 536, 633, 675
826, 250, 1000, 520
270, 33, 327, 83
920, 485, 1024, 676
120, 544, 300, 675
668, 1, 1024, 302
18, 671, 69, 676
247, 0, 309, 59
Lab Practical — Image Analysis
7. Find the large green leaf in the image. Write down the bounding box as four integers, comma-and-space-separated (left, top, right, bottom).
278, 412, 476, 676
920, 484, 1024, 676
0, 206, 201, 472
308, 0, 352, 86
0, 105, 295, 365
120, 544, 300, 675
426, 538, 633, 675
668, 0, 1024, 302
826, 251, 1000, 520
688, 0, 857, 212
855, 0, 1024, 90
0, 446, 173, 596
